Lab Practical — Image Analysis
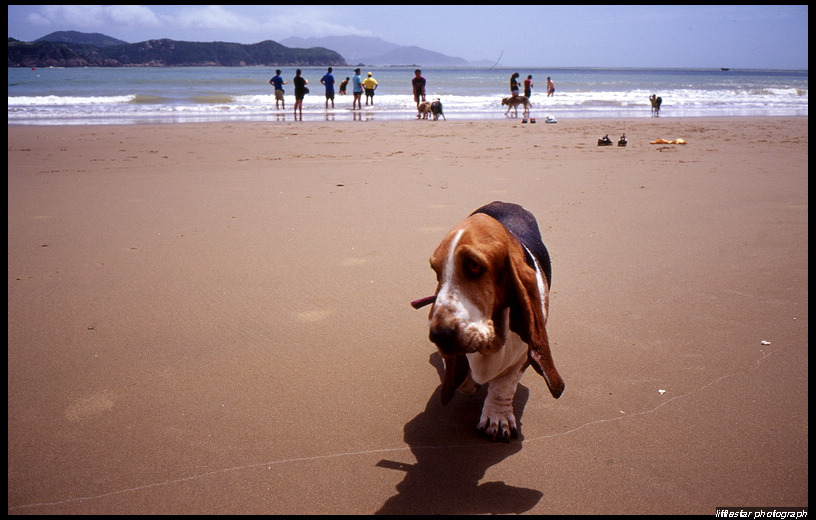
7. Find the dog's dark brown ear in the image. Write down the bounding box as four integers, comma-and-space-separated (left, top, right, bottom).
440, 354, 470, 405
507, 245, 564, 399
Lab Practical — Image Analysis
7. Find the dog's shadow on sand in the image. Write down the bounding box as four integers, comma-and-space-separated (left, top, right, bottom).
374, 353, 543, 515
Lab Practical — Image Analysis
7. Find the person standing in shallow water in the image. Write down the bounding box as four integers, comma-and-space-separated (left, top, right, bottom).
524, 75, 533, 98
269, 69, 286, 110
362, 72, 378, 106
293, 69, 308, 119
412, 69, 426, 107
351, 68, 363, 110
320, 67, 335, 109
510, 72, 521, 97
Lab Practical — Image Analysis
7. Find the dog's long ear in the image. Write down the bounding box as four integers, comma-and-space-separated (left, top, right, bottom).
507, 244, 565, 398
440, 354, 470, 405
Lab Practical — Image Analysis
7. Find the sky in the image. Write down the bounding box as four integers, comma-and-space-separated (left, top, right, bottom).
7, 5, 809, 70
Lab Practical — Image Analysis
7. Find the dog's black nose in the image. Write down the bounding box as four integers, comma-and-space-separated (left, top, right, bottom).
429, 327, 457, 352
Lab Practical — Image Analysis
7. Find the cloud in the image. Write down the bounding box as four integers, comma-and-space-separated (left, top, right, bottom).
27, 5, 161, 30
21, 5, 375, 43
233, 6, 376, 40
163, 5, 254, 31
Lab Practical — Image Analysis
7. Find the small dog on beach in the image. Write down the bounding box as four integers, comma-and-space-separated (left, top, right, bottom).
430, 99, 445, 121
502, 96, 531, 118
417, 101, 432, 119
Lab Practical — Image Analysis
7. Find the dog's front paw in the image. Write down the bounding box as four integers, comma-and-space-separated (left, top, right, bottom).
477, 410, 518, 442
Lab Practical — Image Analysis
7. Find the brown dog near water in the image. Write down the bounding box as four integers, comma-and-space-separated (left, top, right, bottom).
417, 101, 432, 119
502, 96, 531, 118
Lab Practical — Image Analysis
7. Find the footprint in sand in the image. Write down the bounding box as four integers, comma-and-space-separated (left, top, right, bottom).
296, 309, 335, 322
65, 391, 115, 422
341, 257, 368, 267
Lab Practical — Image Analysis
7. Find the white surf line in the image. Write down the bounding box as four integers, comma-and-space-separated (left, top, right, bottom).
9, 344, 785, 512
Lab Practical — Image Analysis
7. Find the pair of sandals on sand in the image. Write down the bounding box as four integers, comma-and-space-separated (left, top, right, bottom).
523, 114, 560, 124
598, 134, 627, 146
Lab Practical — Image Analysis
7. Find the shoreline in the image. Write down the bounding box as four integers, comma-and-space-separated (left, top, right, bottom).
8, 112, 810, 127
8, 116, 808, 514
10, 65, 807, 126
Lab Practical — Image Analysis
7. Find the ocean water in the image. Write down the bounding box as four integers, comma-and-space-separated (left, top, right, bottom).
8, 66, 808, 125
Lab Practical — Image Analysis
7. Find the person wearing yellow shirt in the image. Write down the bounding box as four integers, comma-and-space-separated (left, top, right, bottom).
362, 72, 378, 106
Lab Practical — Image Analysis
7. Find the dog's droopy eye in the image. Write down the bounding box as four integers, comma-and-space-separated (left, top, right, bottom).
463, 257, 484, 278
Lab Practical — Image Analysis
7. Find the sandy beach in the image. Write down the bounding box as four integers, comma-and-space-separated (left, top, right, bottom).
8, 117, 808, 514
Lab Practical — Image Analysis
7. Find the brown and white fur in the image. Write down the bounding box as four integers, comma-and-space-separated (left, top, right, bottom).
422, 201, 564, 441
417, 99, 446, 121
417, 101, 432, 119
502, 95, 531, 118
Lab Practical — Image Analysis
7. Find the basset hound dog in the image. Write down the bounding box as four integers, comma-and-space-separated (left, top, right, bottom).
412, 201, 565, 441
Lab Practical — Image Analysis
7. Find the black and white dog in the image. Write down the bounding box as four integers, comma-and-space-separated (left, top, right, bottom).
430, 99, 446, 121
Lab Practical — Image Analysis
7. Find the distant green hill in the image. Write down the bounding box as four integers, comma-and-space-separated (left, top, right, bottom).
36, 30, 129, 47
8, 32, 346, 67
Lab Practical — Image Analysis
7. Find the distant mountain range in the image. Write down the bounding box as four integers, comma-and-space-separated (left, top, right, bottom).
7, 31, 482, 68
7, 31, 344, 67
281, 36, 478, 66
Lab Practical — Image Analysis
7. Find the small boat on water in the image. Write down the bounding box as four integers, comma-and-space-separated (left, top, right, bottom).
720, 67, 730, 71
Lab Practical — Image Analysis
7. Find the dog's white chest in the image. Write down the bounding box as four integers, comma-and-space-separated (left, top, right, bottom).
466, 332, 528, 385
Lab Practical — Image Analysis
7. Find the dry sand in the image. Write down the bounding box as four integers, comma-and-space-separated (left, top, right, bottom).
7, 117, 808, 514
